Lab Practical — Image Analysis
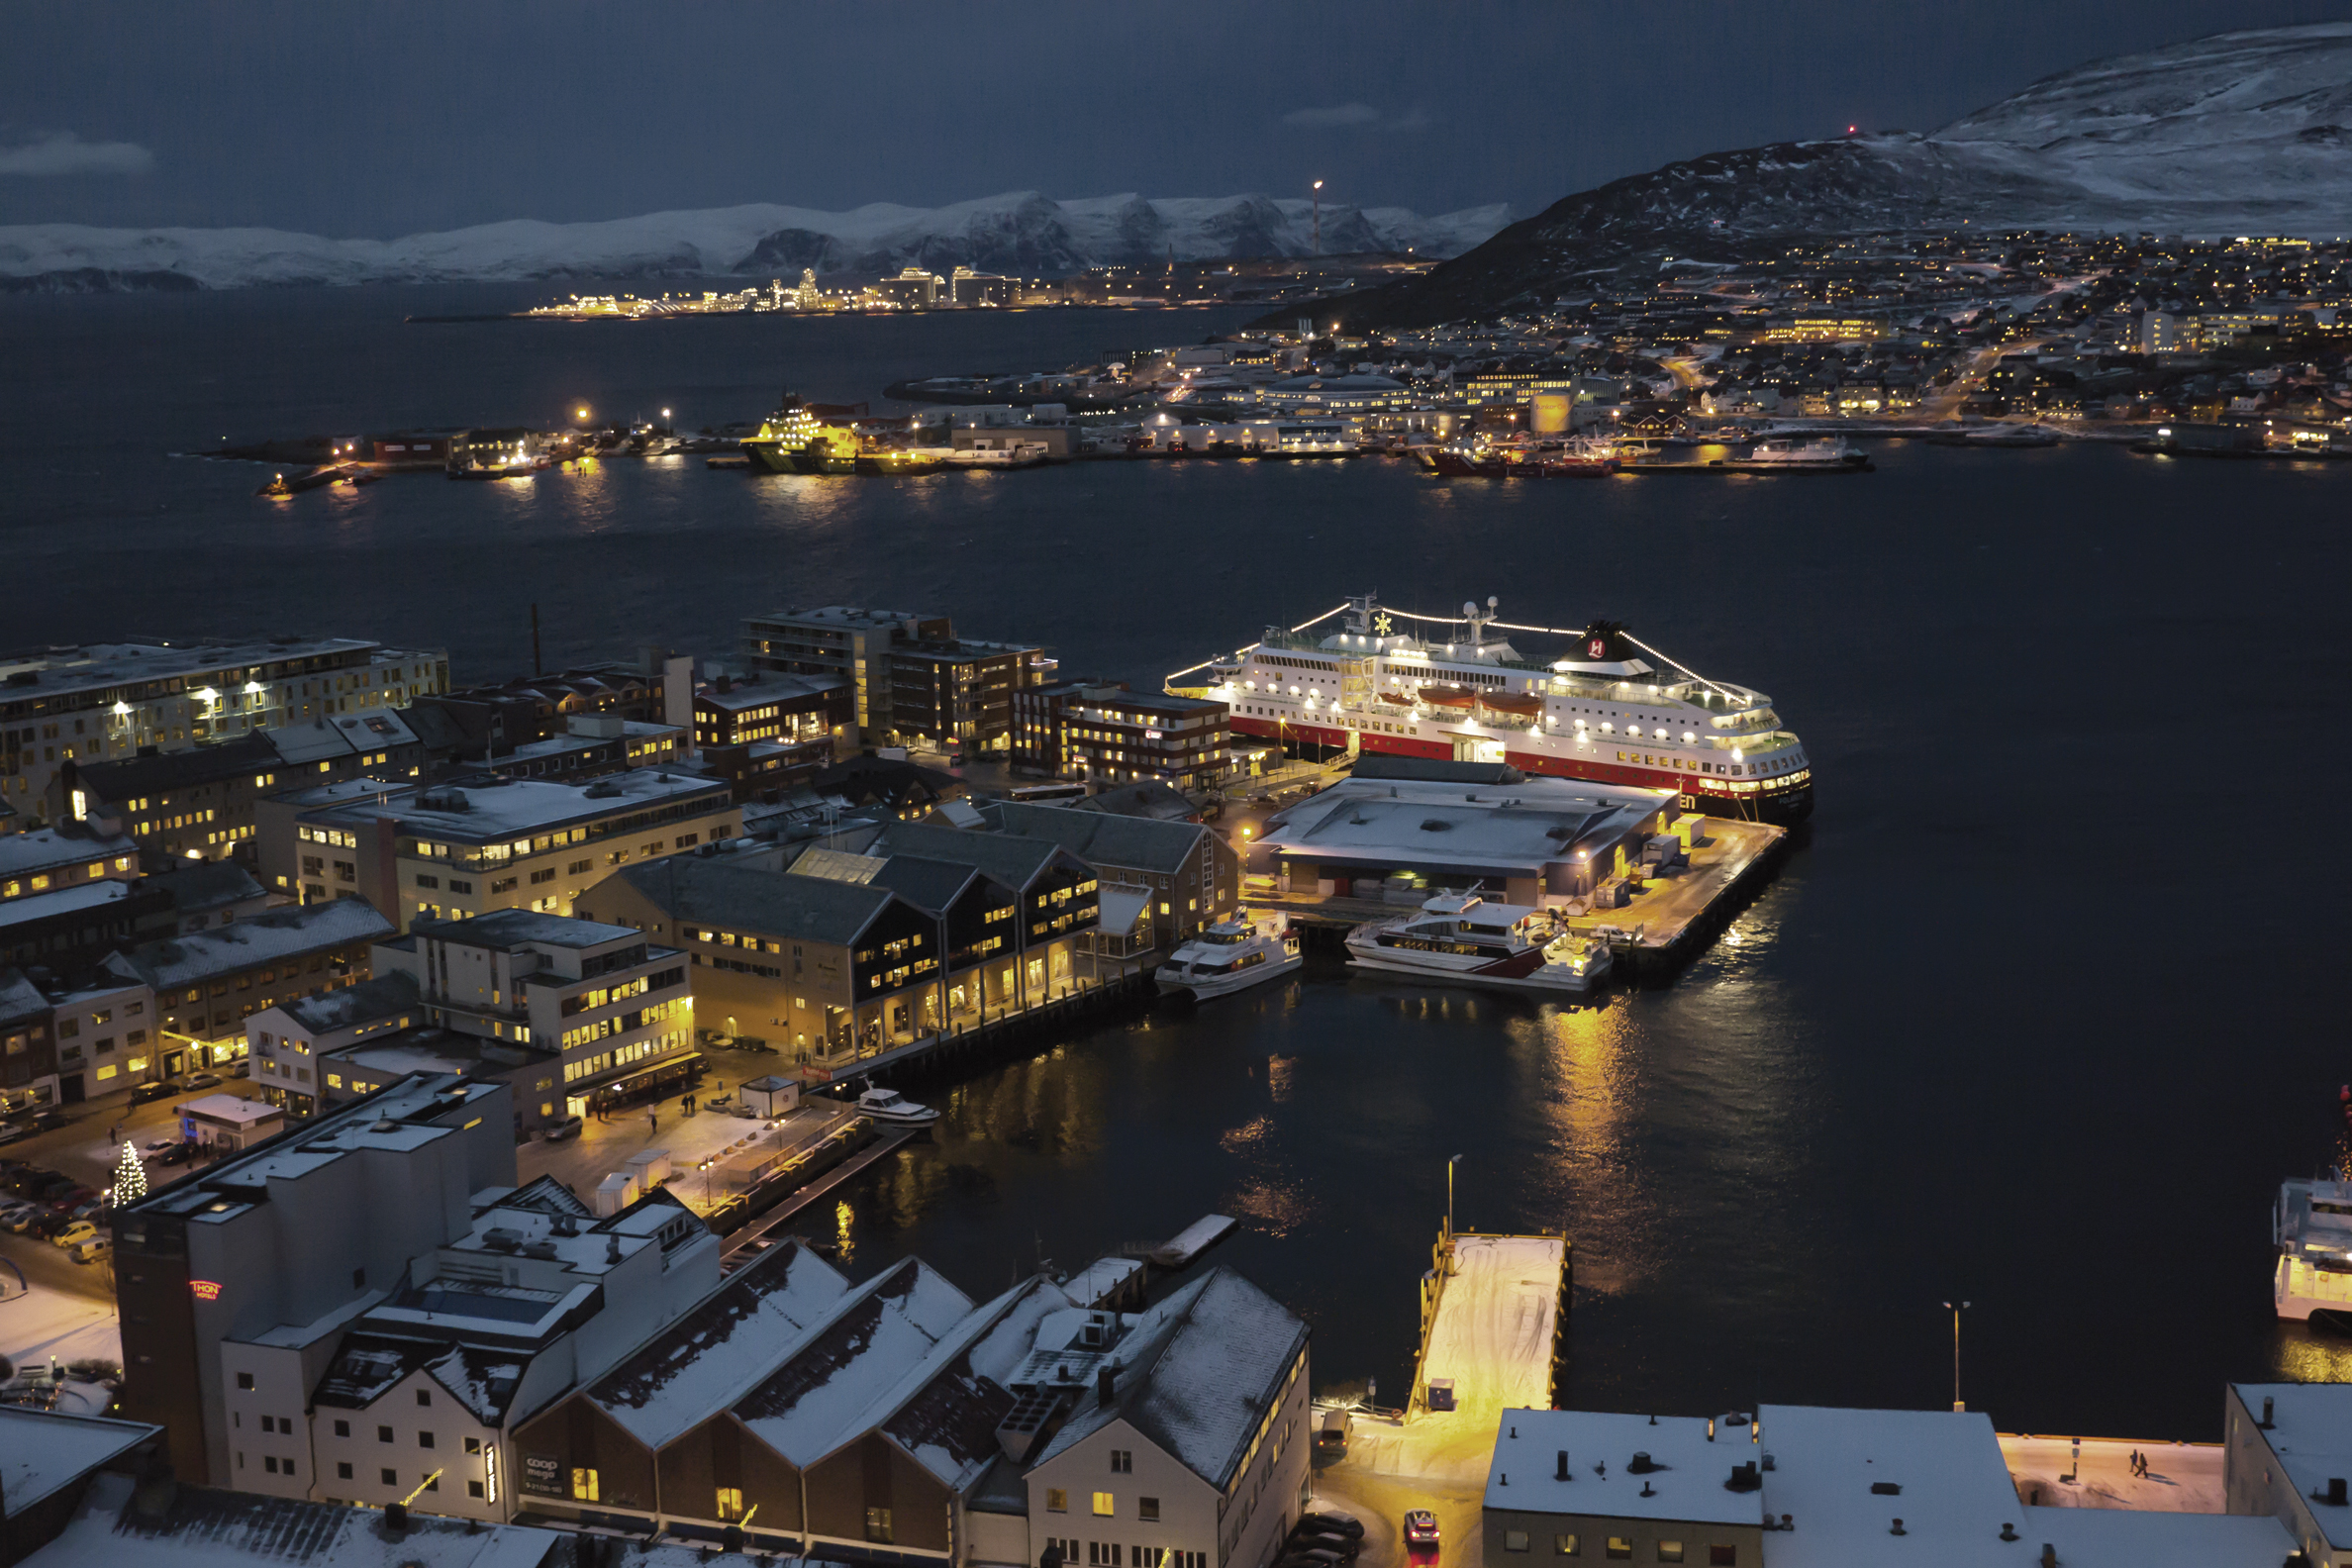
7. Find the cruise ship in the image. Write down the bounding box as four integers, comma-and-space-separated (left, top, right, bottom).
1177, 594, 1812, 824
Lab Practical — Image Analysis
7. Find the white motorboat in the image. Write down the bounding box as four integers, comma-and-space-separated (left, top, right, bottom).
854, 1084, 939, 1126
2275, 1175, 2352, 1321
1155, 912, 1302, 1000
1345, 891, 1611, 995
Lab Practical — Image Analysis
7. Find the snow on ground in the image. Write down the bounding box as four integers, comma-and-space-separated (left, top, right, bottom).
0, 1279, 120, 1371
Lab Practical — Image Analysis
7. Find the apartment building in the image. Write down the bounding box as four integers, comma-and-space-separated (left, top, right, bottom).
978, 801, 1238, 950
0, 637, 447, 828
258, 769, 739, 931
74, 712, 423, 863
740, 606, 1041, 752
104, 897, 394, 1077
1012, 682, 1230, 790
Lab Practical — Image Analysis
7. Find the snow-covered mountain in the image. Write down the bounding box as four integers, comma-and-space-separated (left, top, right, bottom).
0, 192, 1511, 293
1303, 24, 2352, 328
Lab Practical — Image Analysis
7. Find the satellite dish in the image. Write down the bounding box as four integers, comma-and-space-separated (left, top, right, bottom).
1488, 595, 1499, 611
1461, 600, 1477, 619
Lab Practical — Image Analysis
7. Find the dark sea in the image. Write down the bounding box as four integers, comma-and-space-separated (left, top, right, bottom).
7, 282, 2350, 1437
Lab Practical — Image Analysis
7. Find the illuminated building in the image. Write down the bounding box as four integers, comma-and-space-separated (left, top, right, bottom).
0, 637, 447, 831
740, 606, 1042, 752
110, 895, 394, 1074
256, 768, 738, 929
1013, 680, 1230, 790
1757, 316, 1883, 343
112, 1069, 721, 1519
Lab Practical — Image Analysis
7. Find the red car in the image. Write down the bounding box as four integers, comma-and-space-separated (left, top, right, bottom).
1403, 1512, 1439, 1548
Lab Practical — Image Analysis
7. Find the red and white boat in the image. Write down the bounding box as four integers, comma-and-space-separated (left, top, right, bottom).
1187, 594, 1813, 824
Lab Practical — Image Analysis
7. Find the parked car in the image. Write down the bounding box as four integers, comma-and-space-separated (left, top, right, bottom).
1299, 1513, 1365, 1542
141, 1137, 176, 1155
130, 1081, 179, 1105
68, 1236, 109, 1265
0, 1205, 38, 1232
1403, 1512, 1440, 1548
27, 1110, 70, 1131
543, 1115, 585, 1142
49, 1221, 97, 1249
1315, 1411, 1353, 1459
157, 1142, 204, 1167
184, 1073, 223, 1090
47, 1187, 98, 1213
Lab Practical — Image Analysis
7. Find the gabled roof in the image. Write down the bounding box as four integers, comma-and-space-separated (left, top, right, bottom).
982, 801, 1205, 875
74, 734, 278, 798
871, 1277, 1074, 1491
607, 858, 899, 946
870, 855, 985, 915
579, 1238, 851, 1452
312, 1332, 533, 1425
870, 821, 1078, 892
1028, 1266, 1307, 1492
732, 1257, 975, 1466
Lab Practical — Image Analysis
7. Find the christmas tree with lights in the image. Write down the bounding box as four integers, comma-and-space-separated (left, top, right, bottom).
111, 1139, 146, 1206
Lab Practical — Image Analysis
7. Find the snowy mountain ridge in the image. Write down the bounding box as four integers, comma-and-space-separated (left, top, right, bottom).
1300, 23, 2352, 329
0, 191, 1512, 292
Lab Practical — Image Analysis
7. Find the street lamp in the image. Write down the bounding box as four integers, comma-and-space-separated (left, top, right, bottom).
1312, 180, 1323, 257
1943, 1300, 1971, 1411
1447, 1152, 1462, 1242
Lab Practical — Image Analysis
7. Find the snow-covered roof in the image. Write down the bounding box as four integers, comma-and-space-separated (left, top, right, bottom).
0, 827, 136, 880
1028, 1266, 1308, 1491
277, 971, 422, 1034
2232, 1383, 2352, 1548
0, 879, 132, 928
1749, 1404, 2029, 1564
43, 1470, 561, 1568
0, 1405, 155, 1515
1259, 775, 1663, 876
118, 898, 394, 990
583, 1238, 851, 1451
314, 1334, 531, 1425
1484, 1410, 1762, 1525
733, 1257, 976, 1466
868, 1277, 1080, 1491
2017, 1505, 2293, 1568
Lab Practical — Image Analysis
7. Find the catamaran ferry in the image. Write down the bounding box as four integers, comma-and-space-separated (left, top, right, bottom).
1174, 594, 1813, 824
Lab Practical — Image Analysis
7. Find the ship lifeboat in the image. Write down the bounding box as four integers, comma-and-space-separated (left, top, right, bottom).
1479, 690, 1545, 719
1420, 684, 1477, 709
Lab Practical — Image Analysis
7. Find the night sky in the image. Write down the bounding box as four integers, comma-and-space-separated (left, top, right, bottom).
5, 0, 2348, 237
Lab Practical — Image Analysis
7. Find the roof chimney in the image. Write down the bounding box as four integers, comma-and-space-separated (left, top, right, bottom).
2039, 1546, 2056, 1568
2263, 1396, 2277, 1428
1098, 1364, 1117, 1407
1555, 1450, 1569, 1482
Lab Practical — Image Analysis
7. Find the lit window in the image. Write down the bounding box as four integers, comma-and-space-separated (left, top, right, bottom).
571, 1467, 599, 1502
1093, 1493, 1115, 1518
1046, 1489, 1067, 1514
1557, 1538, 1581, 1557
1507, 1534, 1530, 1553
717, 1487, 744, 1521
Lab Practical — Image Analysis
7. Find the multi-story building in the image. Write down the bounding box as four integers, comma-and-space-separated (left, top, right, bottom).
105, 897, 395, 1077
0, 637, 447, 828
412, 656, 693, 766
0, 826, 139, 907
0, 970, 58, 1114
691, 672, 850, 795
1012, 682, 1229, 789
112, 1070, 722, 1521
978, 801, 1239, 950
258, 769, 740, 931
510, 1247, 1309, 1568
73, 712, 424, 864
740, 607, 1041, 752
46, 971, 156, 1105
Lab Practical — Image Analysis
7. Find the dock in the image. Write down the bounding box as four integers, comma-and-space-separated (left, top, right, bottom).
1561, 817, 1786, 972
718, 1125, 916, 1260
1412, 1229, 1571, 1421
1137, 1214, 1237, 1269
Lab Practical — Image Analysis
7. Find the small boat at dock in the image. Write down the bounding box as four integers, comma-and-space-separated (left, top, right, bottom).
853, 1083, 938, 1126
257, 462, 361, 497
1155, 911, 1301, 1000
1345, 890, 1611, 995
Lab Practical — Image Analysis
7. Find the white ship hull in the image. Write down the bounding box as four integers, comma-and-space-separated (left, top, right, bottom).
1155, 950, 1303, 1000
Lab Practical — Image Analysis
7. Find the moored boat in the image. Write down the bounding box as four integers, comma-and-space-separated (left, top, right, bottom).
854, 1083, 939, 1126
1155, 912, 1302, 1000
1343, 890, 1610, 995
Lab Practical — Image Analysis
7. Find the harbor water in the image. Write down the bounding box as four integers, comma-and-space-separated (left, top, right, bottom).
5, 284, 2350, 1437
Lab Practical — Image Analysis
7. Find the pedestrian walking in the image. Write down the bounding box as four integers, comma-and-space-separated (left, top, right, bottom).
648, 1109, 657, 1132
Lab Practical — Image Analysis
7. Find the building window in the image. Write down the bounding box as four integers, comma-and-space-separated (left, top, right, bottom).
572, 1468, 599, 1502
1111, 1450, 1131, 1474
1557, 1538, 1581, 1557
378, 1425, 393, 1443
1093, 1493, 1115, 1517
1656, 1546, 1683, 1564
381, 1468, 398, 1486
333, 1420, 350, 1437
237, 1373, 254, 1390
717, 1487, 744, 1521
264, 1456, 280, 1475
1608, 1543, 1631, 1562
1138, 1498, 1160, 1522
469, 1481, 485, 1498
1047, 1489, 1067, 1513
416, 1389, 431, 1408
419, 1431, 435, 1448
464, 1437, 482, 1455
1507, 1533, 1530, 1553
1709, 1550, 1735, 1567
866, 1507, 893, 1544
338, 1462, 353, 1480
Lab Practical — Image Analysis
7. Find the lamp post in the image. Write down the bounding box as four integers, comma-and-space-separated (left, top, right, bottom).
1447, 1152, 1462, 1242
1312, 180, 1323, 257
1943, 1300, 1970, 1411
